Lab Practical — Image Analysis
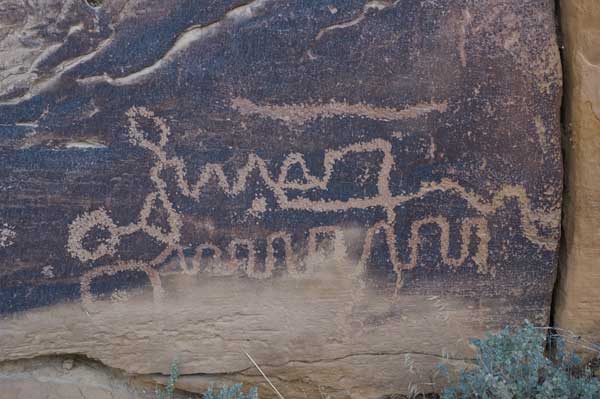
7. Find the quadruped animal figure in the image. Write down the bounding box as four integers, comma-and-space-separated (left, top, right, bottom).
68, 107, 558, 306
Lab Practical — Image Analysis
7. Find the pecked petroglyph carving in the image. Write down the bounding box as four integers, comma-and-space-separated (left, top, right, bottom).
265, 231, 301, 278
67, 106, 558, 305
231, 97, 448, 126
357, 217, 490, 292
314, 1, 398, 42
306, 0, 401, 60
80, 261, 164, 307
0, 223, 16, 249
41, 265, 55, 278
306, 226, 349, 272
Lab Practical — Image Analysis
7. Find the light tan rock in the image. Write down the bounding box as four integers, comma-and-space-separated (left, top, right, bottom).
0, 270, 478, 398
554, 0, 600, 351
0, 357, 154, 399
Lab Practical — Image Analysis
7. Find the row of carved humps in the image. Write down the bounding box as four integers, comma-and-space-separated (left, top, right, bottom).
80, 216, 490, 307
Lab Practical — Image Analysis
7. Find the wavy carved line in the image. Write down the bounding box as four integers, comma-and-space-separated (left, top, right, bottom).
357, 217, 490, 292
79, 216, 490, 305
124, 106, 556, 249
80, 261, 164, 307
71, 106, 558, 305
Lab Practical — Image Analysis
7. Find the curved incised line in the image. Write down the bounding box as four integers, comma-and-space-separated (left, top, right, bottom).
124, 106, 556, 249
72, 106, 557, 304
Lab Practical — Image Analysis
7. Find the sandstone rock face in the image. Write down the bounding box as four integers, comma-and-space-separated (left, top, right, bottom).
0, 1, 561, 398
0, 357, 154, 399
555, 1, 600, 348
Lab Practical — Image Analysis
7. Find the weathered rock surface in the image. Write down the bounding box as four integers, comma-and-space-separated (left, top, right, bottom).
0, 356, 154, 399
0, 0, 561, 398
555, 0, 600, 349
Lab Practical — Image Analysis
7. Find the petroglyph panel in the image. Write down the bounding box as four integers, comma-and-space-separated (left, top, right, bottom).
0, 0, 561, 398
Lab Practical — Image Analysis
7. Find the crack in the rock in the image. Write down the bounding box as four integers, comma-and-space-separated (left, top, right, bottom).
1, 349, 470, 379
238, 351, 471, 370
161, 351, 472, 379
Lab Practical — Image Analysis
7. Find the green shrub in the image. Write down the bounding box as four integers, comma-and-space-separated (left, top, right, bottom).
155, 361, 180, 399
440, 321, 600, 399
203, 384, 258, 399
154, 360, 258, 399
